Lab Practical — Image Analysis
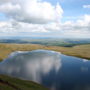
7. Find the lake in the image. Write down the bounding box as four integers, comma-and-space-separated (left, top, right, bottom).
0, 50, 90, 90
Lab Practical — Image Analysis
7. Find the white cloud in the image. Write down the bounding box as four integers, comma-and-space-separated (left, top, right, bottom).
0, 0, 11, 4
0, 0, 90, 38
0, 21, 8, 27
0, 0, 63, 24
0, 3, 21, 14
0, 14, 90, 38
83, 5, 90, 9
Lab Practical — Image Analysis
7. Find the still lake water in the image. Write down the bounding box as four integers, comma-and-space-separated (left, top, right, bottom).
0, 50, 90, 90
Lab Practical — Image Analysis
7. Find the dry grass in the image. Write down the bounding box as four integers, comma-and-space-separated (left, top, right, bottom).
0, 43, 90, 61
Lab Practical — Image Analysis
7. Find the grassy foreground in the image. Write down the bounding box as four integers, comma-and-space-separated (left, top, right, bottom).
0, 75, 48, 90
0, 43, 90, 61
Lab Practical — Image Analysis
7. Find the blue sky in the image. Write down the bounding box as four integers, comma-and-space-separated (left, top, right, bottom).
0, 0, 90, 38
44, 0, 90, 21
0, 13, 8, 21
61, 0, 90, 21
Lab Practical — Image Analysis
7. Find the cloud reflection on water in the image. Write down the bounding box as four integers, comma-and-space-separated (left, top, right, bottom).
0, 50, 90, 90
0, 50, 61, 83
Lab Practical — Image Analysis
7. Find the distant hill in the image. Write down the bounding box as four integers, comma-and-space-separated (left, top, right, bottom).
0, 38, 90, 47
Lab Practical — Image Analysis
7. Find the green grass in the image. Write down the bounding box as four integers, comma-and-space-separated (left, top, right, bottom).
0, 75, 48, 90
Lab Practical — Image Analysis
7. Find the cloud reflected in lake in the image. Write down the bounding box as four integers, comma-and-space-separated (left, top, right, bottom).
0, 50, 61, 83
0, 49, 90, 90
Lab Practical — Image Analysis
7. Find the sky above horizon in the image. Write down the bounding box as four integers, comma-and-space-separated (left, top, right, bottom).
0, 0, 90, 38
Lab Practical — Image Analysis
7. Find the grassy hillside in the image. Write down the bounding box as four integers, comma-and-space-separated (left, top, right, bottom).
0, 75, 48, 90
0, 43, 90, 61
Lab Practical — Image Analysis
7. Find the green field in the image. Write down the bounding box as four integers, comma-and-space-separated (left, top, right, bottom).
0, 43, 90, 61
0, 75, 48, 90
